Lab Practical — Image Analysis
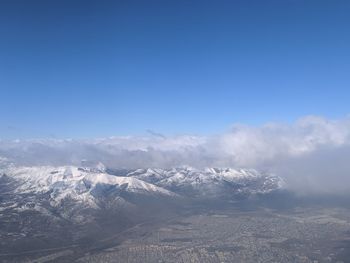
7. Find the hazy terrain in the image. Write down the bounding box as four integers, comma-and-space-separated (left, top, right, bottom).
1, 164, 350, 263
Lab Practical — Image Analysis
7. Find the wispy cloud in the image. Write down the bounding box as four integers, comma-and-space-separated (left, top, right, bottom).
146, 129, 166, 139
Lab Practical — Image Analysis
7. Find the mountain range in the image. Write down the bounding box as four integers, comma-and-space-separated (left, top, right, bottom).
0, 161, 284, 222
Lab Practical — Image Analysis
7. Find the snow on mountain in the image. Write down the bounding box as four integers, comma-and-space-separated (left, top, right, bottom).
0, 166, 176, 210
83, 172, 176, 196
128, 167, 284, 197
0, 165, 284, 222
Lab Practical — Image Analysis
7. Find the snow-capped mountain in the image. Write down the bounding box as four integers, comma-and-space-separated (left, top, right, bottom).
0, 166, 175, 210
10, 166, 175, 198
0, 164, 284, 223
126, 167, 284, 197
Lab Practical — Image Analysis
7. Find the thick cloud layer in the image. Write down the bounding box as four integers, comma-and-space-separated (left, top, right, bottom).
1, 115, 350, 194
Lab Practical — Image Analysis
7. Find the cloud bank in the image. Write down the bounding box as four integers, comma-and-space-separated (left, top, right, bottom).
1, 115, 350, 194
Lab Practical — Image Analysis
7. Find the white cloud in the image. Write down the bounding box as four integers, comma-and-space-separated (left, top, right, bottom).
1, 115, 350, 194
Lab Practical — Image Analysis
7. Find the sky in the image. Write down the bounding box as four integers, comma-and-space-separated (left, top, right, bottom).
1, 0, 350, 139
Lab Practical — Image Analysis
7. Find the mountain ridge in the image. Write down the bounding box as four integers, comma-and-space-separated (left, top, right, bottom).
0, 164, 284, 217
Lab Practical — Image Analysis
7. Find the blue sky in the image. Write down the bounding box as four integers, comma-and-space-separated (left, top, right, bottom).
1, 0, 350, 139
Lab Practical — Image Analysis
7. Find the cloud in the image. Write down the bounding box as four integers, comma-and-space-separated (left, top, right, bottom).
210, 115, 350, 166
1, 115, 350, 194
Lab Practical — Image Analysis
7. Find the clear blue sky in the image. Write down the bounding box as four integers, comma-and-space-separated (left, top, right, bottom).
1, 0, 349, 139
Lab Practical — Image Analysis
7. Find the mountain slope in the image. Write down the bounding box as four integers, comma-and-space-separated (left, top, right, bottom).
126, 167, 284, 198
0, 164, 284, 223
